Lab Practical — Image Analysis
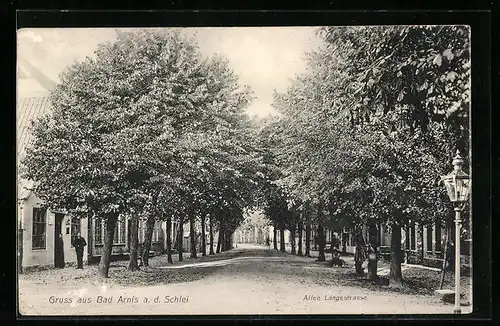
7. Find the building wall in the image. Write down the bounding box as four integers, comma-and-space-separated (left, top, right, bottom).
88, 216, 128, 258
163, 220, 179, 251
267, 226, 291, 246
235, 226, 268, 245
19, 192, 89, 268
138, 219, 164, 253
404, 222, 453, 267
88, 217, 169, 258
166, 220, 198, 252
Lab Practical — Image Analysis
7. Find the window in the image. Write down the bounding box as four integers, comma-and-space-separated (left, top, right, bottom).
405, 226, 410, 249
94, 218, 103, 245
137, 220, 142, 243
172, 223, 178, 244
435, 221, 442, 252
410, 226, 416, 250
113, 220, 119, 243
152, 222, 159, 243
426, 225, 433, 252
113, 216, 126, 244
119, 217, 126, 244
70, 217, 81, 247
157, 222, 161, 242
138, 219, 146, 243
32, 208, 47, 249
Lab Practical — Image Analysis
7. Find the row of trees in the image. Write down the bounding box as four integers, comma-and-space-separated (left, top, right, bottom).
21, 26, 471, 287
22, 30, 265, 278
259, 25, 470, 287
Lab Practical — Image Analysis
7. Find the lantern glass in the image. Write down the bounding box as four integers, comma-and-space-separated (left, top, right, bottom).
455, 177, 470, 202
443, 176, 457, 202
441, 169, 470, 203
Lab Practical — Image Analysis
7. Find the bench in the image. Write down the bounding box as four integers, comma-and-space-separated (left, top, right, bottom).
378, 246, 392, 261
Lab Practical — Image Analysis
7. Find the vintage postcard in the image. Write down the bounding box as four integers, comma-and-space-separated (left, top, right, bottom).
17, 26, 473, 316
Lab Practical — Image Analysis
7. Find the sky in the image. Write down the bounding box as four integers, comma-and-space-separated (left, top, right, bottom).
17, 27, 324, 118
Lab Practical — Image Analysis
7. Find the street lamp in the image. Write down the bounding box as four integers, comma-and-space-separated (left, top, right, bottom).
441, 150, 470, 314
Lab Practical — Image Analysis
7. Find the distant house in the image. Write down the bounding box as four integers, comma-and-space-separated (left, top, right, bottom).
268, 224, 338, 252
87, 216, 182, 261
266, 214, 470, 269
236, 211, 269, 245
311, 221, 470, 268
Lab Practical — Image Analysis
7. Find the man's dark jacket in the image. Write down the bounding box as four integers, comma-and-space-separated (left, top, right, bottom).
73, 237, 87, 251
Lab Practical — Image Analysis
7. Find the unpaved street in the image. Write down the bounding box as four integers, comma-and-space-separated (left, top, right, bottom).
18, 245, 468, 315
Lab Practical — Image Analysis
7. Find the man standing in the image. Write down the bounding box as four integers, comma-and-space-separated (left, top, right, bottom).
72, 232, 87, 269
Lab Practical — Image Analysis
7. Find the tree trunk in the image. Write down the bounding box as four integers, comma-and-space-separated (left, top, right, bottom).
317, 224, 326, 261
189, 213, 197, 258
354, 227, 366, 276
297, 220, 303, 256
166, 216, 173, 264
178, 217, 184, 262
142, 216, 155, 267
97, 214, 118, 278
201, 215, 207, 256
305, 222, 311, 257
221, 230, 227, 252
389, 224, 403, 287
216, 222, 222, 253
222, 231, 226, 251
439, 221, 451, 290
279, 223, 286, 252
290, 226, 296, 255
273, 225, 278, 250
367, 222, 378, 281
224, 230, 231, 251
223, 231, 228, 251
208, 215, 215, 255
221, 231, 225, 251
127, 215, 140, 271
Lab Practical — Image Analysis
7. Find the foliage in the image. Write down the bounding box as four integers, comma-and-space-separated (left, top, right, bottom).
263, 25, 471, 250
22, 29, 266, 276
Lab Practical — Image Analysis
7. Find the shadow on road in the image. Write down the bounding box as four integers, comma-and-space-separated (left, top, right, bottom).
107, 246, 283, 286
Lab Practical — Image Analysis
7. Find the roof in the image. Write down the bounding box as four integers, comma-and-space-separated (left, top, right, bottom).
16, 97, 51, 202
17, 59, 55, 202
17, 96, 52, 158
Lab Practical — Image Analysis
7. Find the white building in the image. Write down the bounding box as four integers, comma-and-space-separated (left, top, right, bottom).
17, 59, 90, 270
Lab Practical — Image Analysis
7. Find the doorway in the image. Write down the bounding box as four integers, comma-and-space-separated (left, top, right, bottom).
54, 213, 65, 268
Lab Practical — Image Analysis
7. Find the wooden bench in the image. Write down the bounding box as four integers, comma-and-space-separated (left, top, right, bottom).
378, 246, 392, 261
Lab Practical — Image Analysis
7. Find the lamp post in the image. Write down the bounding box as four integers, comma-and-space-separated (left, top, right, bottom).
441, 150, 470, 314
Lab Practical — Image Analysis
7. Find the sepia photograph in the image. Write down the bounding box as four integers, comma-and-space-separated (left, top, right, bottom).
16, 25, 472, 316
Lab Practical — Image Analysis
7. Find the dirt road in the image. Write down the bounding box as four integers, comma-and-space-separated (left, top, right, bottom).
18, 244, 468, 315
